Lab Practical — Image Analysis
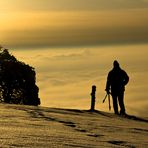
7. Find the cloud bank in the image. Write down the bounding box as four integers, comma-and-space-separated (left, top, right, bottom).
13, 44, 148, 117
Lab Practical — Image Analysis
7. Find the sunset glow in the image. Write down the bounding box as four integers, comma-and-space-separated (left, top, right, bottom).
0, 0, 148, 117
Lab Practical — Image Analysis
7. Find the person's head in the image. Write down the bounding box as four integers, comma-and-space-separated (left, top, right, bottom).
92, 85, 96, 92
113, 60, 120, 69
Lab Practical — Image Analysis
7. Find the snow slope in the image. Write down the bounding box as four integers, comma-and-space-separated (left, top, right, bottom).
0, 104, 147, 148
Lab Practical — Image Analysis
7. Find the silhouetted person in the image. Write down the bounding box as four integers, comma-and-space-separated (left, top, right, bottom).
90, 85, 96, 111
105, 60, 129, 115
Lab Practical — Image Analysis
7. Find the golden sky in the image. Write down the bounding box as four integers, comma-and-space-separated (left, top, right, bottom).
0, 0, 148, 48
1, 0, 148, 11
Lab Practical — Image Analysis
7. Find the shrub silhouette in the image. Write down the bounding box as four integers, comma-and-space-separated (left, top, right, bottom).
0, 48, 40, 105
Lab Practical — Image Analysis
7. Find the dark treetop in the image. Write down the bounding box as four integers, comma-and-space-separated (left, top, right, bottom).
0, 48, 40, 106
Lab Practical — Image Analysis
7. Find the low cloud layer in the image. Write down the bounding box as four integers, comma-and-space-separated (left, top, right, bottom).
13, 44, 148, 117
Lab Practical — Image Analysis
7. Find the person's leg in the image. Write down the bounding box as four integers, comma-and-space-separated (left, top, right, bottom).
118, 92, 126, 115
112, 94, 119, 114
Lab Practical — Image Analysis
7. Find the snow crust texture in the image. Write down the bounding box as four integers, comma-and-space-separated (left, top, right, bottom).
0, 104, 147, 148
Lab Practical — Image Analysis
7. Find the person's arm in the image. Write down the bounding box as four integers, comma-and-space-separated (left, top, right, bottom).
123, 71, 129, 85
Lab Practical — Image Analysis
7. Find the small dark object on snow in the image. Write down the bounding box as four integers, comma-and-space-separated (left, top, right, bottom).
90, 85, 96, 111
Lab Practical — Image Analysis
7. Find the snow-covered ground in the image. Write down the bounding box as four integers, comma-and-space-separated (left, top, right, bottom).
0, 104, 147, 148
